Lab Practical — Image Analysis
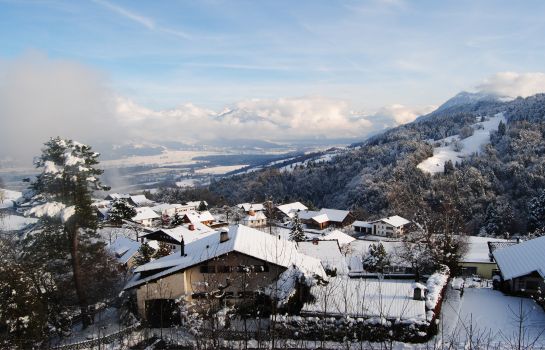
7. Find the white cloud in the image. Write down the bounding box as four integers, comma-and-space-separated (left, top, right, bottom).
368, 104, 437, 128
477, 72, 545, 99
115, 96, 375, 142
93, 0, 154, 29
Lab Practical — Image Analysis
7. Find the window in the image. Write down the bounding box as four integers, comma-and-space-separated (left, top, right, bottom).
217, 266, 231, 273
200, 265, 216, 273
525, 280, 539, 290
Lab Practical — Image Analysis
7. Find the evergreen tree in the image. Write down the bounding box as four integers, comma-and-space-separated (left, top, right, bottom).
108, 199, 137, 225
197, 200, 207, 211
498, 120, 506, 136
289, 213, 306, 241
362, 242, 389, 273
153, 241, 172, 259
134, 242, 155, 266
25, 137, 117, 328
528, 190, 545, 233
170, 212, 185, 227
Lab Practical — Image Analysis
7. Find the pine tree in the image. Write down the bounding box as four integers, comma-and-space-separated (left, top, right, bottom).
153, 241, 172, 259
134, 242, 155, 266
108, 199, 137, 225
362, 242, 389, 273
528, 190, 545, 233
171, 212, 185, 227
289, 213, 306, 241
25, 137, 115, 328
198, 200, 207, 211
498, 120, 506, 136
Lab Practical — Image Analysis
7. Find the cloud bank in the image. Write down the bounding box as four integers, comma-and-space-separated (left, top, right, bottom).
0, 53, 437, 166
477, 72, 545, 99
0, 52, 120, 166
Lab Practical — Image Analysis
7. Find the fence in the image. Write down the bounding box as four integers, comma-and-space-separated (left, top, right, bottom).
50, 324, 142, 350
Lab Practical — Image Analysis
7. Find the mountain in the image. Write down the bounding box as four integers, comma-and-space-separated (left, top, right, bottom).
436, 91, 502, 112
201, 92, 545, 236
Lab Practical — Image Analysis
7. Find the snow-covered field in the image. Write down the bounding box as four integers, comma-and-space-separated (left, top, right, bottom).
0, 214, 37, 231
280, 153, 337, 172
440, 282, 545, 346
418, 113, 506, 174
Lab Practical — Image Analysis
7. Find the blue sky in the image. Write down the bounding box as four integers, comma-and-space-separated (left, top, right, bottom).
2, 0, 545, 110
2, 0, 545, 164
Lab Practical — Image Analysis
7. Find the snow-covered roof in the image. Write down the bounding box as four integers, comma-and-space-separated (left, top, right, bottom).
183, 210, 215, 224
106, 193, 130, 200
318, 209, 351, 223
301, 278, 426, 320
142, 223, 215, 244
320, 230, 356, 246
276, 202, 308, 217
108, 236, 141, 265
126, 224, 326, 289
371, 215, 410, 228
132, 207, 160, 221
297, 240, 348, 275
493, 236, 545, 280
352, 220, 373, 228
151, 203, 183, 214
237, 203, 264, 212
462, 236, 510, 263
186, 200, 208, 207
130, 195, 154, 207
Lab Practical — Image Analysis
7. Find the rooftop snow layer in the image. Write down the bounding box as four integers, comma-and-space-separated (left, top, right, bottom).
126, 224, 326, 289
493, 236, 545, 280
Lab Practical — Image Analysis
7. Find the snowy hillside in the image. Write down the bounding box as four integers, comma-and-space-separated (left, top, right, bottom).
417, 113, 506, 174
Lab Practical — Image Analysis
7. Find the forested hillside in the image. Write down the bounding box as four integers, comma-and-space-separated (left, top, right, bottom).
207, 94, 545, 236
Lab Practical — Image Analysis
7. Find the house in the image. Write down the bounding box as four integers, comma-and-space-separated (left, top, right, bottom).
276, 202, 308, 220
458, 236, 511, 279
108, 236, 142, 269
105, 193, 130, 201
352, 221, 373, 235
369, 215, 411, 238
151, 203, 184, 218
493, 236, 545, 295
319, 230, 356, 246
298, 208, 355, 229
129, 195, 155, 207
132, 207, 160, 227
297, 239, 349, 275
124, 224, 326, 325
182, 210, 215, 226
237, 203, 265, 213
241, 211, 267, 227
185, 201, 208, 211
140, 223, 216, 248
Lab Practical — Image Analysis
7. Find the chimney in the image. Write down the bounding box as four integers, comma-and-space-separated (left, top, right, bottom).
188, 224, 195, 231
220, 229, 229, 243
413, 287, 423, 300
180, 238, 185, 256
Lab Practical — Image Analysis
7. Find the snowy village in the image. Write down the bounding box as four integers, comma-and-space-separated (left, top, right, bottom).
3, 1, 545, 349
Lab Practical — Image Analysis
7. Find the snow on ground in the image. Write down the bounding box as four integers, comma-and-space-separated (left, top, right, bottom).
194, 164, 248, 175
418, 113, 506, 174
0, 189, 22, 209
440, 282, 545, 346
0, 214, 37, 231
280, 153, 337, 172
175, 178, 198, 188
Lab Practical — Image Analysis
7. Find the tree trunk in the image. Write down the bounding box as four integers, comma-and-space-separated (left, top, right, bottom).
68, 225, 91, 328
